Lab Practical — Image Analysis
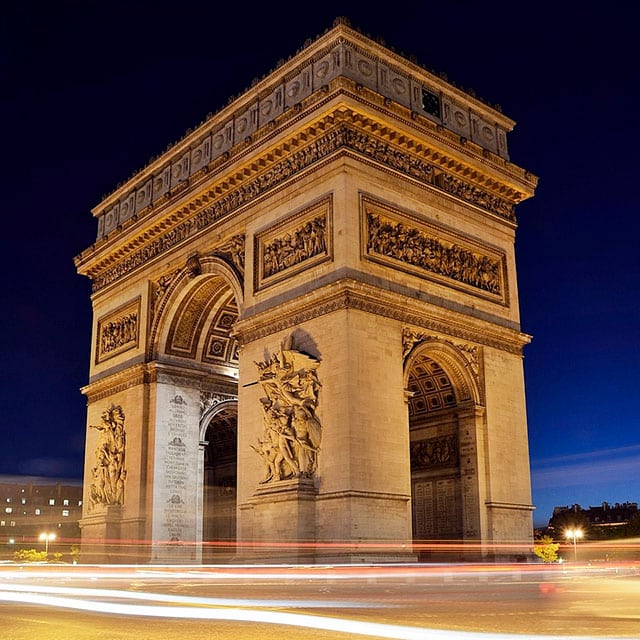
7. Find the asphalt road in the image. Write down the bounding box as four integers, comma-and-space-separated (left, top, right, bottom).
1, 563, 639, 639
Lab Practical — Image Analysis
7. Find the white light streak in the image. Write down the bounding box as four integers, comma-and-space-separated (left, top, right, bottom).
0, 582, 631, 640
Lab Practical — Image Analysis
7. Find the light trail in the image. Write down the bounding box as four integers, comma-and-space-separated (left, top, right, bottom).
0, 585, 632, 640
0, 581, 383, 610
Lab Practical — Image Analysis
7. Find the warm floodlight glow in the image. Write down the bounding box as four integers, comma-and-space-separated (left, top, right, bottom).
39, 532, 56, 554
564, 527, 583, 560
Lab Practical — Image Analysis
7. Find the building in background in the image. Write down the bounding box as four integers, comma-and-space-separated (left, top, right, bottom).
547, 501, 639, 537
0, 475, 82, 559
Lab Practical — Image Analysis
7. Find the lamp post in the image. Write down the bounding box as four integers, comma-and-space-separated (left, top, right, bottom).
39, 532, 56, 556
564, 527, 583, 561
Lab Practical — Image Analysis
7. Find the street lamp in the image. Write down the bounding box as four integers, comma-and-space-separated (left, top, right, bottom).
564, 527, 583, 561
39, 532, 56, 555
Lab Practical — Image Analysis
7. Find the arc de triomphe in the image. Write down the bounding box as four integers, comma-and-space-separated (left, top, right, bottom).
75, 18, 538, 563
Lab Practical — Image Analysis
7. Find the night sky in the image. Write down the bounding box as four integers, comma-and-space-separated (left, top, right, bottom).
2, 2, 638, 528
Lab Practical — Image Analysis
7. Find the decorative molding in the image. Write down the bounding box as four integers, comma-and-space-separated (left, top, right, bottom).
150, 269, 181, 319
362, 196, 507, 304
254, 196, 332, 290
81, 364, 149, 404
86, 111, 520, 293
88, 405, 127, 510
485, 501, 536, 512
214, 234, 246, 278
88, 24, 530, 242
235, 283, 527, 355
252, 335, 322, 484
95, 298, 140, 364
146, 362, 213, 388
402, 328, 480, 380
201, 294, 239, 367
200, 391, 237, 418
165, 278, 226, 359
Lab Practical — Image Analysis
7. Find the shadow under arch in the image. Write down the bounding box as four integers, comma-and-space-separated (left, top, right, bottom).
403, 335, 485, 557
199, 398, 238, 562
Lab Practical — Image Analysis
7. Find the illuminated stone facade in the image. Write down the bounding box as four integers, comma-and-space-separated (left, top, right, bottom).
75, 18, 537, 563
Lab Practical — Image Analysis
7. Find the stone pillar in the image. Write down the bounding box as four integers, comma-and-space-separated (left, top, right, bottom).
149, 379, 202, 563
458, 405, 488, 557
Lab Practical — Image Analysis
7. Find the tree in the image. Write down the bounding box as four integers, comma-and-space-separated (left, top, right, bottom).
624, 512, 640, 537
533, 535, 559, 563
70, 544, 81, 564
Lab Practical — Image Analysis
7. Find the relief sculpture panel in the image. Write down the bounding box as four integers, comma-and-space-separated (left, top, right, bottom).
96, 298, 140, 363
88, 405, 127, 509
252, 335, 322, 483
254, 196, 332, 290
361, 196, 508, 304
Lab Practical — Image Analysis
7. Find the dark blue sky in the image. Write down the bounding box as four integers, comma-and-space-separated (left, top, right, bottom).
1, 2, 638, 528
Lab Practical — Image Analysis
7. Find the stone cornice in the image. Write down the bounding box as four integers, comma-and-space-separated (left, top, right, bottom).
81, 363, 149, 404
77, 106, 534, 293
233, 278, 531, 355
82, 361, 238, 403
79, 18, 536, 252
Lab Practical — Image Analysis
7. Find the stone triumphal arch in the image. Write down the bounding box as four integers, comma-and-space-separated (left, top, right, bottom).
75, 18, 538, 563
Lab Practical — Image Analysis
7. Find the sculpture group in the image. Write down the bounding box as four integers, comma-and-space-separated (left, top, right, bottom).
252, 336, 322, 482
88, 405, 127, 508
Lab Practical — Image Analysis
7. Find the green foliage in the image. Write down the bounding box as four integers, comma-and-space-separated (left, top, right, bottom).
13, 548, 48, 563
533, 535, 559, 563
70, 544, 81, 563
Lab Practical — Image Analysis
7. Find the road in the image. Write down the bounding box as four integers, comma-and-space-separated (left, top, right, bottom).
1, 562, 639, 639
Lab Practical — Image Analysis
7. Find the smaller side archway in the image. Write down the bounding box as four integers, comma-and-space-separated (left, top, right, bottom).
403, 334, 485, 558
199, 400, 238, 563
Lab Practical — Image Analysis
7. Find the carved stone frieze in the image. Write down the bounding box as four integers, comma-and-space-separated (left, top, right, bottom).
200, 391, 237, 418
87, 113, 518, 293
214, 234, 245, 276
88, 22, 534, 246
255, 197, 332, 290
263, 216, 327, 278
410, 434, 458, 471
363, 198, 506, 302
89, 405, 127, 509
252, 335, 322, 484
96, 298, 140, 363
